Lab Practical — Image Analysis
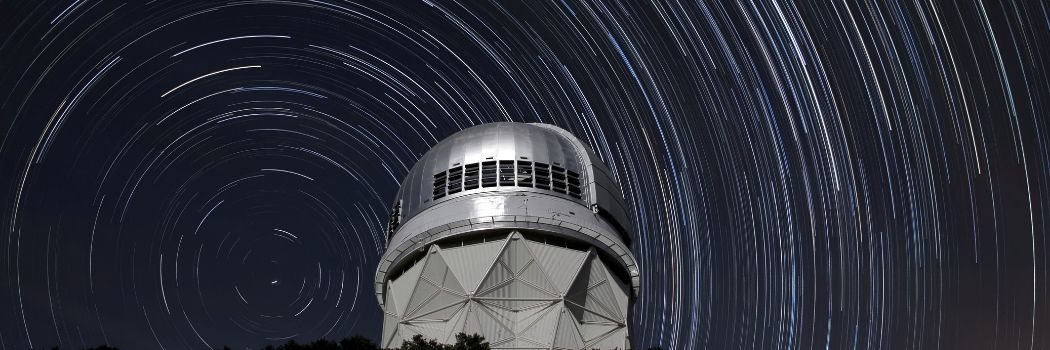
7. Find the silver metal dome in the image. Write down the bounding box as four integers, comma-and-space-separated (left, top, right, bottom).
390, 122, 632, 239
375, 122, 640, 349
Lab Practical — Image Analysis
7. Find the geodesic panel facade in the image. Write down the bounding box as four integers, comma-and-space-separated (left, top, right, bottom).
381, 231, 631, 349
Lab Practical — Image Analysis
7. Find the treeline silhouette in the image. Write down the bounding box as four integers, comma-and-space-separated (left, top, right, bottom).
62, 332, 664, 349
58, 332, 490, 350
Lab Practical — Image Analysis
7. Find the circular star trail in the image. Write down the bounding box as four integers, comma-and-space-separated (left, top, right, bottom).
1, 1, 1048, 349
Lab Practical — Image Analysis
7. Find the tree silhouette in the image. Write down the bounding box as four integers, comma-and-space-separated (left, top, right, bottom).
399, 333, 489, 350
51, 333, 496, 350
448, 333, 489, 350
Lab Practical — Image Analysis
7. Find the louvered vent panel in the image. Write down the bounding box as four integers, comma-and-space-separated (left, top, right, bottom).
567, 170, 582, 199
431, 161, 583, 202
498, 161, 515, 186
516, 161, 533, 187
481, 161, 497, 187
432, 171, 447, 199
447, 166, 463, 194
551, 165, 567, 194
534, 163, 550, 190
464, 163, 480, 190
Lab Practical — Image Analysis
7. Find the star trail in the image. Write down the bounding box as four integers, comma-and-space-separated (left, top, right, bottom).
0, 0, 1047, 349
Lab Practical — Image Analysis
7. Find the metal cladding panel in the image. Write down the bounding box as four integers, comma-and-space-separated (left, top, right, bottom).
421, 248, 466, 294
579, 323, 620, 344
514, 301, 559, 330
566, 302, 611, 324
588, 164, 631, 233
382, 192, 636, 279
589, 281, 624, 320
477, 256, 513, 295
440, 240, 503, 293
480, 278, 557, 301
481, 302, 517, 330
409, 249, 468, 321
581, 324, 626, 349
394, 122, 588, 219
404, 323, 448, 343
566, 253, 625, 323
462, 302, 484, 337
480, 236, 558, 300
445, 307, 469, 342
405, 275, 439, 319
517, 303, 560, 344
519, 261, 558, 295
413, 298, 465, 321
526, 241, 588, 295
609, 263, 631, 319
382, 318, 401, 348
390, 122, 618, 229
591, 328, 628, 349
475, 304, 515, 344
382, 308, 400, 346
380, 232, 631, 349
502, 236, 533, 274
553, 307, 583, 349
390, 258, 424, 316
482, 298, 556, 312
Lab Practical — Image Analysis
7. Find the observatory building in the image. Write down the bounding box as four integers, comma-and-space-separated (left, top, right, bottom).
375, 122, 640, 349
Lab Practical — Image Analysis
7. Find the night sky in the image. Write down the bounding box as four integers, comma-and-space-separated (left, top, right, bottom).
0, 0, 1048, 349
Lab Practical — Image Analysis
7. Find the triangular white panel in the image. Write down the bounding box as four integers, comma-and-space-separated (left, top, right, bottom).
588, 280, 623, 320
515, 302, 560, 345
381, 231, 632, 349
385, 284, 401, 317
421, 248, 467, 294
462, 301, 484, 337
513, 300, 558, 330
405, 248, 467, 319
411, 297, 466, 321
479, 278, 557, 301
526, 241, 588, 294
500, 235, 533, 274
490, 337, 520, 348
441, 240, 504, 293
584, 326, 627, 349
443, 307, 468, 342
566, 253, 624, 322
514, 337, 549, 348
578, 322, 621, 344
382, 312, 400, 348
477, 260, 514, 295
566, 301, 619, 323
390, 257, 425, 316
552, 307, 583, 349
403, 322, 451, 343
609, 263, 631, 317
405, 248, 468, 320
474, 303, 515, 344
478, 236, 559, 301
405, 277, 440, 318
517, 259, 558, 295
480, 297, 555, 313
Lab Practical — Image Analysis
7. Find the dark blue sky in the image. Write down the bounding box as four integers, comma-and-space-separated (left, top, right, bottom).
0, 0, 1048, 349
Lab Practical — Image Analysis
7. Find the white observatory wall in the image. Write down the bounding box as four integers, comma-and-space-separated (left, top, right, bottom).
381, 231, 630, 349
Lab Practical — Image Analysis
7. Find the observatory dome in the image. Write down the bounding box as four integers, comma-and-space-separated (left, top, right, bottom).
390, 122, 631, 239
376, 122, 640, 349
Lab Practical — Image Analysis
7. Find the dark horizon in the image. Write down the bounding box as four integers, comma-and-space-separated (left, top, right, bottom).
1, 0, 1048, 349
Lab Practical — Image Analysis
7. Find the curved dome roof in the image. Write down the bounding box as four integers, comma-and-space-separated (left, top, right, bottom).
390, 122, 631, 241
